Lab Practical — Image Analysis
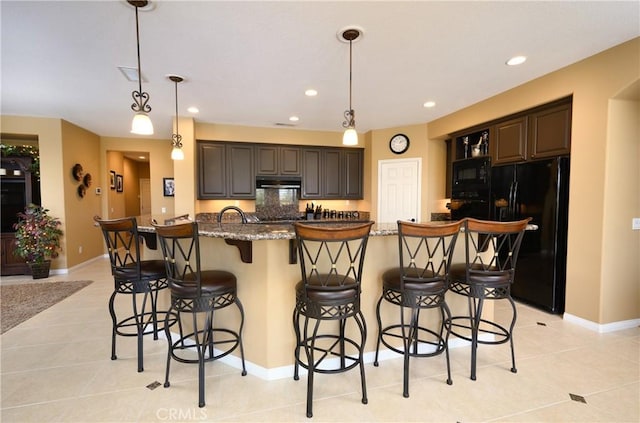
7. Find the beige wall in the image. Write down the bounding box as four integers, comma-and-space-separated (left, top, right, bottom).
100, 136, 175, 219
428, 37, 640, 324
0, 116, 105, 270
601, 95, 640, 323
60, 120, 103, 267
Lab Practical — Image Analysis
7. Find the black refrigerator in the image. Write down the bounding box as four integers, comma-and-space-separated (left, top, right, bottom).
491, 157, 570, 314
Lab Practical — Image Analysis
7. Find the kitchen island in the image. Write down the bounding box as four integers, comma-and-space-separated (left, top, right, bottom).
138, 218, 487, 380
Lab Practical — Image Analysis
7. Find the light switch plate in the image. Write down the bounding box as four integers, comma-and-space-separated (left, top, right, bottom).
632, 218, 640, 230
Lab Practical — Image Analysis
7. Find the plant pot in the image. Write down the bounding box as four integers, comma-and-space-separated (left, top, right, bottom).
28, 261, 51, 279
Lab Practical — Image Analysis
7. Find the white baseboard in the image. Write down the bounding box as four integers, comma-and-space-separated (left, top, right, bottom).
563, 313, 640, 333
51, 254, 107, 275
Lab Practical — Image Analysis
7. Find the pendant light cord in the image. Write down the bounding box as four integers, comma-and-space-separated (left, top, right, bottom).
348, 38, 353, 112
135, 5, 143, 96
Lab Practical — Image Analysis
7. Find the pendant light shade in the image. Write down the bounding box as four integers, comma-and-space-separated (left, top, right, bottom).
128, 0, 153, 135
168, 75, 184, 160
341, 28, 361, 145
131, 112, 153, 135
343, 127, 358, 146
171, 146, 185, 161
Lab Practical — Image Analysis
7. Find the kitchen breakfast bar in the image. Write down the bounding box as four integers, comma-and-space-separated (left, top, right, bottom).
137, 218, 490, 380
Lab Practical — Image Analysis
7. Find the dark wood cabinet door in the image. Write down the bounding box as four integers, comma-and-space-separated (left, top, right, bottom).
255, 145, 278, 175
198, 142, 227, 199
528, 103, 571, 159
323, 149, 342, 197
227, 144, 255, 198
1, 233, 29, 276
280, 147, 301, 176
343, 149, 363, 199
301, 148, 322, 198
494, 117, 527, 165
256, 145, 301, 176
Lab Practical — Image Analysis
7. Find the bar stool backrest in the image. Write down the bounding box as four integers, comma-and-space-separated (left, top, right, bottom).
463, 217, 531, 282
397, 220, 462, 288
94, 216, 142, 278
153, 222, 203, 297
294, 222, 374, 294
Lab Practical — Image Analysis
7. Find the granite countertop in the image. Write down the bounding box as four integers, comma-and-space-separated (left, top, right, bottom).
136, 215, 537, 242
137, 217, 398, 241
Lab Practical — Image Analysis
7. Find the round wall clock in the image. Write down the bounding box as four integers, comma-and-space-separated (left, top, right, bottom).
389, 133, 410, 154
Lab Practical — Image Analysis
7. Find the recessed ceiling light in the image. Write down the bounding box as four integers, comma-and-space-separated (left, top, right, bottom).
187, 106, 199, 114
289, 116, 300, 122
305, 89, 318, 97
506, 56, 527, 66
138, 155, 146, 160
423, 101, 436, 108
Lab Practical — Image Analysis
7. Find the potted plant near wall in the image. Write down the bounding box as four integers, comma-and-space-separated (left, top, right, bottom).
13, 204, 63, 279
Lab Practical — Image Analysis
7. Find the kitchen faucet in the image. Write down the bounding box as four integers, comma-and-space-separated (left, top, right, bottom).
217, 206, 248, 224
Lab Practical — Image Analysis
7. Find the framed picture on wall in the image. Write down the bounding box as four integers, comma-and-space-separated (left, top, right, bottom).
109, 170, 116, 189
116, 174, 123, 192
163, 178, 175, 197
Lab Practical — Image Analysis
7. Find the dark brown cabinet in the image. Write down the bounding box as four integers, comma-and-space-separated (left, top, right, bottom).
343, 149, 363, 199
493, 117, 527, 165
1, 156, 38, 276
301, 148, 322, 198
198, 141, 255, 199
255, 145, 301, 176
301, 148, 363, 199
323, 149, 342, 198
199, 141, 363, 200
1, 233, 27, 275
528, 102, 571, 159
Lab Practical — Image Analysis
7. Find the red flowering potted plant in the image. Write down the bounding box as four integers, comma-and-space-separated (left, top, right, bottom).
13, 204, 63, 279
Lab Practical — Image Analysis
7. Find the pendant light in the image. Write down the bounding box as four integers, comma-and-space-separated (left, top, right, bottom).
168, 75, 184, 161
128, 0, 153, 135
341, 28, 361, 146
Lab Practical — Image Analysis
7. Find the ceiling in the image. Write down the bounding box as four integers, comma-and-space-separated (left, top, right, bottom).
2, 1, 638, 140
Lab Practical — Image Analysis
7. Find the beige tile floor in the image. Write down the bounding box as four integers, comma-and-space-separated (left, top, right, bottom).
1, 257, 638, 422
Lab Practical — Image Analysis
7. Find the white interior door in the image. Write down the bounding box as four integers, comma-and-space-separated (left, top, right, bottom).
377, 158, 421, 223
139, 178, 151, 216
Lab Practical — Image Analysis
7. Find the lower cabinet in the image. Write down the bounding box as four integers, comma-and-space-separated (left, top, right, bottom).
1, 233, 28, 276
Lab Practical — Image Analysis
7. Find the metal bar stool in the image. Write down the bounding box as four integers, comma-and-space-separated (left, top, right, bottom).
292, 222, 374, 418
94, 216, 173, 372
449, 217, 531, 380
153, 221, 246, 408
374, 220, 462, 397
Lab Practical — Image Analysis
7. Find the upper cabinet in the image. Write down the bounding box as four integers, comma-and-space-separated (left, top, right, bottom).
528, 102, 571, 160
301, 147, 363, 199
493, 101, 571, 165
199, 141, 363, 200
198, 141, 255, 199
493, 116, 528, 165
255, 145, 301, 176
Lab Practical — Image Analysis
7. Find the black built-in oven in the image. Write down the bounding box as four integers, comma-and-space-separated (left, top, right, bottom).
450, 157, 491, 220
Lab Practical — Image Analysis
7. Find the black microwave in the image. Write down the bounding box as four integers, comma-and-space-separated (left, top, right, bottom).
451, 157, 491, 199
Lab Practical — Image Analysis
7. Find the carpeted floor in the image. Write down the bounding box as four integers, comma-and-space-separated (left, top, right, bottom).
0, 280, 93, 334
